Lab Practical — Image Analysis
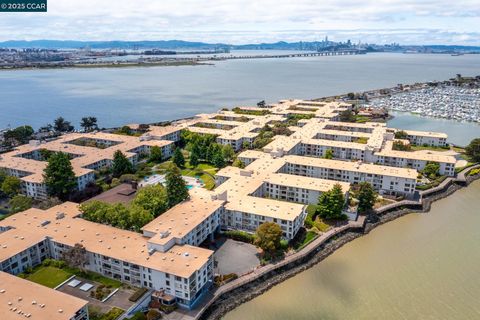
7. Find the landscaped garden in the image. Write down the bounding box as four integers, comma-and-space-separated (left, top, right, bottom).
20, 259, 122, 289
25, 265, 72, 288
89, 306, 124, 320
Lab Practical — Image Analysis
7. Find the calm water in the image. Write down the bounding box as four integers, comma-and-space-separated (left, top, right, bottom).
1, 52, 480, 131
224, 180, 480, 320
388, 112, 480, 146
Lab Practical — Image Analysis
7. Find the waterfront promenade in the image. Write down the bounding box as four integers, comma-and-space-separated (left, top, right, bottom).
166, 217, 366, 320
167, 164, 480, 320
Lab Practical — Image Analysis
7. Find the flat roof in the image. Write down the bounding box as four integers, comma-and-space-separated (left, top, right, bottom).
0, 271, 88, 320
142, 189, 224, 247
0, 132, 174, 183
0, 203, 212, 278
265, 173, 350, 193
376, 141, 457, 163
284, 155, 418, 180
402, 129, 448, 139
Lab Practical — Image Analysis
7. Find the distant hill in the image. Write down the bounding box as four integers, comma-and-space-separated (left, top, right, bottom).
0, 40, 230, 50
0, 40, 479, 52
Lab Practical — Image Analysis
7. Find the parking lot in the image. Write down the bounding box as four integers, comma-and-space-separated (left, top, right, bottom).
213, 238, 260, 275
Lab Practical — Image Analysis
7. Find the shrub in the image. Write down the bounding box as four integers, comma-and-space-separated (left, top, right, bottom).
41, 258, 66, 268
129, 287, 148, 302
468, 168, 480, 176
223, 230, 255, 243
129, 312, 146, 320
214, 273, 238, 286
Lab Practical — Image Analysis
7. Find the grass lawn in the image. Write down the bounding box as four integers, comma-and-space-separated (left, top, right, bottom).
314, 217, 331, 233
63, 267, 122, 288
373, 197, 395, 209
410, 145, 450, 152
293, 231, 318, 251
306, 204, 318, 216
26, 266, 72, 288
89, 306, 124, 320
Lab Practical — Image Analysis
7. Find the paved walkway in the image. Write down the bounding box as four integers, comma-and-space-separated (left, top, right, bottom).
168, 216, 365, 320
167, 165, 480, 320
376, 164, 480, 214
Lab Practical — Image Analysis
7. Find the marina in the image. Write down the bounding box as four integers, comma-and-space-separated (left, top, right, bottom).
368, 84, 480, 123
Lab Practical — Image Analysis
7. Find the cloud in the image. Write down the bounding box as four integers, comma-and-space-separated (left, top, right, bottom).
0, 0, 479, 44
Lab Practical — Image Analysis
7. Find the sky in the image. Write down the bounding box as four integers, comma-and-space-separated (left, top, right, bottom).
0, 0, 479, 45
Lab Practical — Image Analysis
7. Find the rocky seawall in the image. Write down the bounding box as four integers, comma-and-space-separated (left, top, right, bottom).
201, 172, 480, 320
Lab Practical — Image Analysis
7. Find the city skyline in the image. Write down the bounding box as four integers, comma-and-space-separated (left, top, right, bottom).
0, 0, 479, 45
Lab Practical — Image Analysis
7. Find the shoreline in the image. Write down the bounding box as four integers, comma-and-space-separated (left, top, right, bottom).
200, 170, 480, 320
0, 60, 211, 71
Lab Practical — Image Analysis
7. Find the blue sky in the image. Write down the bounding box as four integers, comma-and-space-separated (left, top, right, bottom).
0, 0, 479, 44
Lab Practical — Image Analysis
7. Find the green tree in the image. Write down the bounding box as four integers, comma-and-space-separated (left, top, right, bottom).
3, 125, 34, 145
112, 150, 134, 178
118, 125, 132, 135
80, 116, 98, 132
423, 161, 440, 179
39, 148, 54, 161
53, 117, 74, 132
232, 158, 245, 168
43, 152, 77, 200
61, 243, 88, 272
222, 145, 235, 162
172, 148, 185, 168
394, 130, 408, 140
80, 200, 111, 223
165, 164, 189, 207
189, 145, 200, 167
1, 176, 21, 197
212, 149, 226, 168
393, 140, 411, 151
0, 169, 7, 189
129, 204, 154, 232
255, 222, 283, 255
357, 182, 377, 213
149, 146, 163, 163
132, 184, 168, 217
324, 149, 334, 159
339, 109, 356, 122
316, 183, 346, 220
9, 195, 32, 213
465, 138, 480, 162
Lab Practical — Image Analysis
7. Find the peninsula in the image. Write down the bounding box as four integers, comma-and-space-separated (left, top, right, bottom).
0, 98, 479, 320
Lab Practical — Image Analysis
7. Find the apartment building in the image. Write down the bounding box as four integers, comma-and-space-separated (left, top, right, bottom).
0, 271, 89, 320
263, 117, 458, 177
374, 141, 456, 176
214, 154, 351, 239
280, 155, 417, 197
0, 132, 175, 199
141, 189, 225, 252
140, 125, 183, 142
0, 202, 214, 309
401, 129, 448, 147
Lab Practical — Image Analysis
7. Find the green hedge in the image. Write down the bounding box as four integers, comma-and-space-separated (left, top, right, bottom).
223, 230, 255, 243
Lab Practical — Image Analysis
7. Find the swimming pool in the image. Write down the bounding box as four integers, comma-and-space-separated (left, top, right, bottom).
140, 174, 204, 189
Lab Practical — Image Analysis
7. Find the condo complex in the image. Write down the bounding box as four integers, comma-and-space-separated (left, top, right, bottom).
0, 99, 463, 318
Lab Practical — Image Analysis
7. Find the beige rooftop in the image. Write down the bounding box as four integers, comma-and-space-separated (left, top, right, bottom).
0, 202, 212, 278
0, 271, 88, 320
0, 132, 174, 183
